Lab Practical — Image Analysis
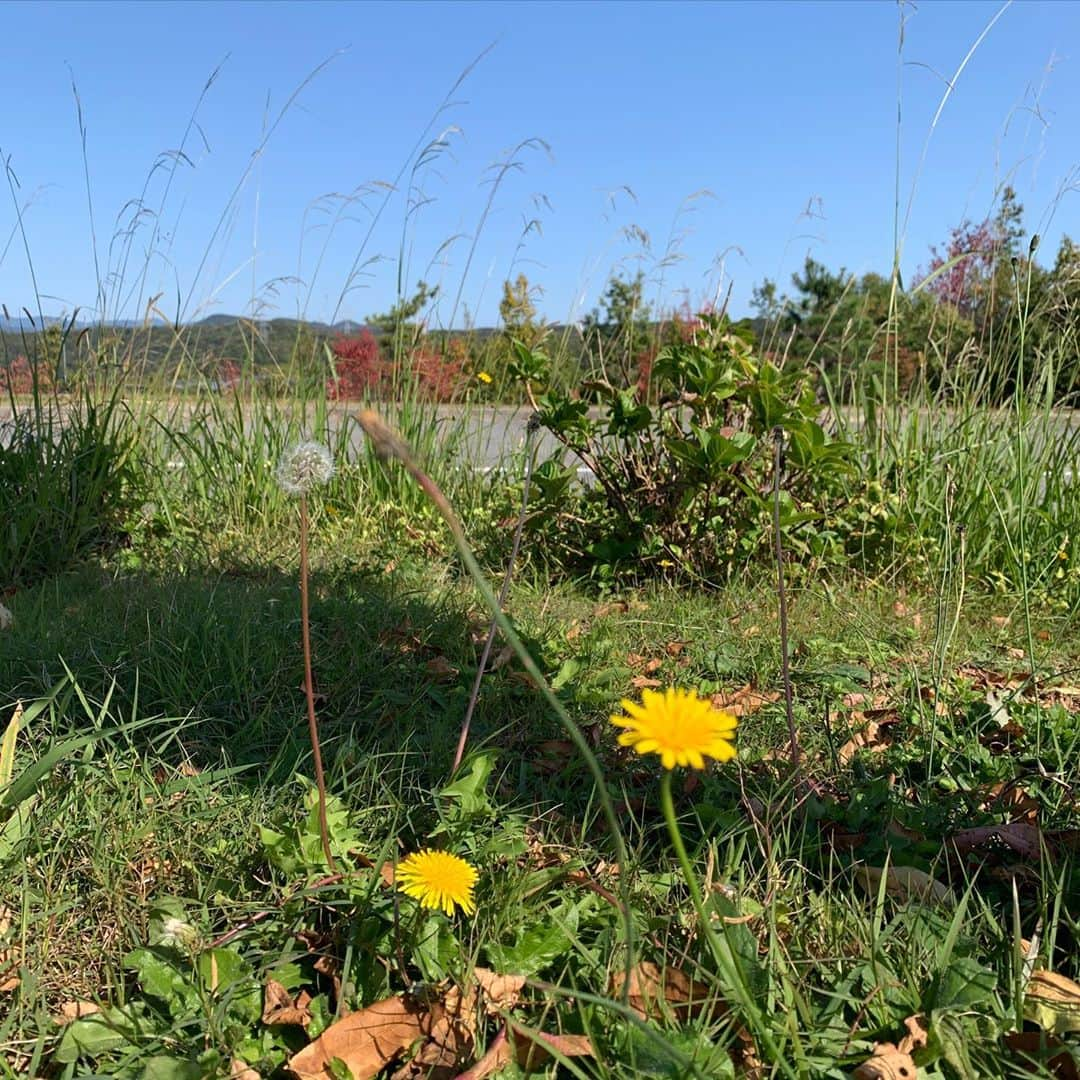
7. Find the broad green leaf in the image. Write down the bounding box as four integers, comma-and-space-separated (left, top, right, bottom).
124, 948, 200, 1017
54, 1004, 156, 1063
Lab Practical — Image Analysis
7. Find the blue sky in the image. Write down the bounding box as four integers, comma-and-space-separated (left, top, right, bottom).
0, 0, 1077, 328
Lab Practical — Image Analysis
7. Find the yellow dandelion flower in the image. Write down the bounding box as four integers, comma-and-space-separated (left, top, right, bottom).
395, 850, 478, 916
611, 687, 737, 770
477, 371, 493, 384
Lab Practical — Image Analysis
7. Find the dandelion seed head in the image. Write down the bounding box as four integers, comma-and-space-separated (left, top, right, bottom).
277, 441, 334, 496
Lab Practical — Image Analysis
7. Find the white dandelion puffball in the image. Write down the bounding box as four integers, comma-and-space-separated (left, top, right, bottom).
276, 441, 335, 496
0, 603, 12, 631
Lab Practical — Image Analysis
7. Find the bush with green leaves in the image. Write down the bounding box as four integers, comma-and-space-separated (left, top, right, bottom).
516, 314, 856, 583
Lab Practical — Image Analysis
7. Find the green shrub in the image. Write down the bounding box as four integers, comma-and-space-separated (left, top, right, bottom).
0, 393, 141, 584
517, 314, 856, 584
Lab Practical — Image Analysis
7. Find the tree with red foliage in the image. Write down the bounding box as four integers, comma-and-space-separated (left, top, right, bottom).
326, 330, 387, 400
0, 355, 53, 395
922, 186, 1025, 336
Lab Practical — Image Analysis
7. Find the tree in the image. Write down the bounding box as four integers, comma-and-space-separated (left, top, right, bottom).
581, 272, 652, 386
923, 185, 1028, 339
499, 273, 542, 349
367, 280, 438, 352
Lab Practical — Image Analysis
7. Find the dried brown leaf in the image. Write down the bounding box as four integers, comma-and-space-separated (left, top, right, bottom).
852, 1043, 918, 1079
473, 969, 526, 1016
425, 656, 459, 682
230, 1060, 262, 1080
1004, 1031, 1079, 1079
391, 984, 477, 1080
593, 601, 628, 618
898, 1015, 928, 1055
951, 822, 1043, 861
286, 995, 428, 1080
0, 906, 18, 993
630, 675, 662, 689
838, 720, 893, 765
514, 1030, 593, 1072
489, 647, 513, 673
608, 961, 718, 1022
53, 1001, 101, 1026
855, 866, 952, 905
710, 685, 780, 718
1025, 970, 1080, 1034
263, 979, 313, 1027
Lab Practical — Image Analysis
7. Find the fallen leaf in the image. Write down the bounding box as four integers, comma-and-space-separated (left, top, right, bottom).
1004, 1031, 1079, 1079
391, 983, 476, 1080
534, 740, 574, 774
593, 601, 628, 618
608, 961, 718, 1022
898, 1015, 928, 1054
991, 615, 1011, 629
489, 647, 513, 673
985, 689, 1011, 727
425, 656, 459, 682
458, 1025, 593, 1080
264, 979, 313, 1027
231, 1059, 262, 1080
313, 955, 343, 1007
855, 866, 952, 905
287, 995, 429, 1080
0, 905, 18, 993
473, 969, 526, 1016
852, 1043, 918, 1079
980, 783, 1040, 822
665, 640, 687, 657
513, 1030, 593, 1072
711, 685, 781, 717
1025, 970, 1080, 1034
838, 720, 893, 765
951, 822, 1044, 862
53, 1001, 101, 1026
630, 675, 661, 690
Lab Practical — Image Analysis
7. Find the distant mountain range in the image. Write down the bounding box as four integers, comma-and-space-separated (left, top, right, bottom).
0, 313, 372, 334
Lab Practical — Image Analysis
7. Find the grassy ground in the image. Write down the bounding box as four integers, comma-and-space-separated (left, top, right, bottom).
3, 471, 1079, 1078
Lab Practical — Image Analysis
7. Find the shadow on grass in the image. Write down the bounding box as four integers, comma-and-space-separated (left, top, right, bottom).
0, 560, 572, 797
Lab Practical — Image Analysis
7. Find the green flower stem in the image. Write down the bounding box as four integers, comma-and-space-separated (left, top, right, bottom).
659, 770, 796, 1080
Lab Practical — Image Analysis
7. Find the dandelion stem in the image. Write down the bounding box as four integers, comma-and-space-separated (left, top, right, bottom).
299, 492, 335, 872
659, 770, 794, 1078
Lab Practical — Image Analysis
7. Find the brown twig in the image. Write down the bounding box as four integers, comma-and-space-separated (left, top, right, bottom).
451, 415, 539, 776
772, 427, 800, 768
300, 493, 335, 871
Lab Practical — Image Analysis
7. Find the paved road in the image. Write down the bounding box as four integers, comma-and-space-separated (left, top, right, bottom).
3, 400, 1079, 480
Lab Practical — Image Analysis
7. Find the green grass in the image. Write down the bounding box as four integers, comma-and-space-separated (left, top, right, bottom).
2, 494, 1078, 1077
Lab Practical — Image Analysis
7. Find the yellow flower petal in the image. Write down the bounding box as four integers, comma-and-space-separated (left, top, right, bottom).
610, 687, 737, 771
395, 850, 477, 916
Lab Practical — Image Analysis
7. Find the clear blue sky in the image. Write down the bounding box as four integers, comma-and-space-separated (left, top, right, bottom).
0, 0, 1077, 328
